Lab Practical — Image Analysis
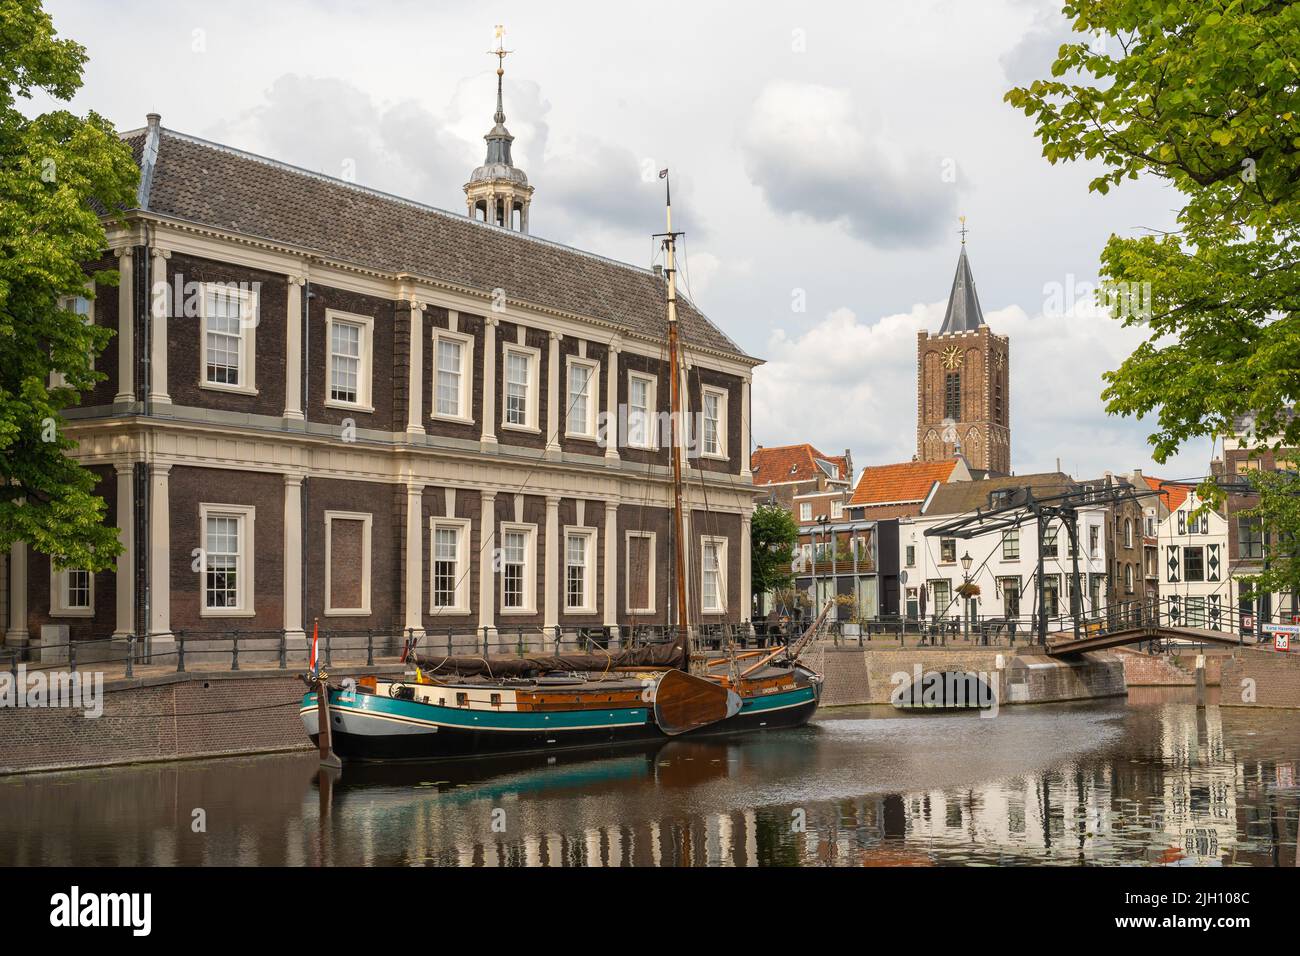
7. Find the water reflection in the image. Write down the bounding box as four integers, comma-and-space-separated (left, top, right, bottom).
1, 690, 1296, 866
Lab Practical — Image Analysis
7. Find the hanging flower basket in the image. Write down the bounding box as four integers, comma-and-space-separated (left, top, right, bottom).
956, 581, 981, 599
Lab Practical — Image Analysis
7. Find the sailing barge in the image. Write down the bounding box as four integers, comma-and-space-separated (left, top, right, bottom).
299, 171, 824, 764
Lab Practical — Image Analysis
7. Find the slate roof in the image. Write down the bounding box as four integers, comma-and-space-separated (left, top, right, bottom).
119, 123, 745, 357
923, 472, 1079, 517
850, 459, 962, 507
939, 245, 986, 334
751, 444, 850, 486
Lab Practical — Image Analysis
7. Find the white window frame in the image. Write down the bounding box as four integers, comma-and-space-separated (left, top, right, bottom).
323, 510, 372, 616
700, 385, 728, 460
627, 371, 658, 450
198, 282, 258, 395
429, 516, 472, 613
625, 530, 656, 614
700, 535, 728, 615
498, 521, 538, 614
501, 344, 541, 432
563, 526, 598, 613
50, 566, 94, 618
831, 500, 844, 519
199, 503, 256, 617
430, 328, 475, 424
324, 309, 374, 412
564, 357, 600, 440
799, 502, 812, 522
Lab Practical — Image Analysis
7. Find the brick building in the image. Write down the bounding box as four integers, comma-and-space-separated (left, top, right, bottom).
750, 443, 852, 515
1217, 414, 1298, 633
916, 241, 1011, 476
0, 98, 758, 658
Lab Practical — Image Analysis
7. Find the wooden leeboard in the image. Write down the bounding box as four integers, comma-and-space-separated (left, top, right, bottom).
653, 670, 743, 736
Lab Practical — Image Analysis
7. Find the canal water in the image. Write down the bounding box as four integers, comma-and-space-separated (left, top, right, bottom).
2, 689, 1297, 866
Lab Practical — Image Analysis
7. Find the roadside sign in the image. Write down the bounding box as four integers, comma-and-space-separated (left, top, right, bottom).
1243, 614, 1254, 630
1276, 634, 1291, 652
1262, 623, 1300, 635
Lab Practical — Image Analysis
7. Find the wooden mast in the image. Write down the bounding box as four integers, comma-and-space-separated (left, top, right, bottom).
660, 170, 690, 671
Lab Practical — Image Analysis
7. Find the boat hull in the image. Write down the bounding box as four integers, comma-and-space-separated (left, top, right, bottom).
301, 676, 820, 763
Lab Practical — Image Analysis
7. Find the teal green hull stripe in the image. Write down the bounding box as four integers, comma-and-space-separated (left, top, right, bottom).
304, 682, 814, 732
304, 692, 650, 732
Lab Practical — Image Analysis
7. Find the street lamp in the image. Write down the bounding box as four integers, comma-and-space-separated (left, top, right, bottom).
961, 551, 974, 641
817, 515, 833, 621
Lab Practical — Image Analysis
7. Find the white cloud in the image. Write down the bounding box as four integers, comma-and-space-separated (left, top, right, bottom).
752, 298, 1209, 480
740, 81, 959, 249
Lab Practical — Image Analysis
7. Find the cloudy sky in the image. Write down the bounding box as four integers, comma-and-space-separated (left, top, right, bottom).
34, 0, 1214, 482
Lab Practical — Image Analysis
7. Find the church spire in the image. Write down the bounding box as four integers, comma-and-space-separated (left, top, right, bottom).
465, 25, 534, 233
939, 218, 985, 334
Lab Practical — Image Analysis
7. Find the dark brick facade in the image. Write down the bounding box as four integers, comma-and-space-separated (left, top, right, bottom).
917, 327, 1010, 474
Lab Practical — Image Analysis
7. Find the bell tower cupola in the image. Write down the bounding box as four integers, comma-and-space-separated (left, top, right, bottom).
465, 25, 534, 233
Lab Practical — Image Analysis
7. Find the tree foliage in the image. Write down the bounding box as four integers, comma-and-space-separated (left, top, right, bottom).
1006, 1, 1300, 463
0, 0, 138, 569
750, 502, 798, 598
1239, 459, 1300, 598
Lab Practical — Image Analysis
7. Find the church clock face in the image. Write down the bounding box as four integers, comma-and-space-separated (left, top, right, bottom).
993, 350, 1005, 371
941, 345, 963, 370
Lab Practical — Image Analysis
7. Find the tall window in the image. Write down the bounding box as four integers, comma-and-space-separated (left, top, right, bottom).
628, 372, 655, 449
930, 579, 952, 617
51, 566, 93, 616
1042, 575, 1060, 617
944, 372, 961, 421
1124, 518, 1133, 548
430, 519, 470, 611
324, 311, 372, 409
799, 502, 812, 521
905, 545, 916, 567
1124, 563, 1134, 594
204, 287, 245, 386
565, 530, 594, 611
66, 570, 91, 609
1183, 546, 1205, 582
433, 527, 459, 607
1238, 517, 1264, 560
566, 360, 597, 437
831, 500, 844, 519
1000, 577, 1020, 617
701, 538, 726, 612
1002, 529, 1020, 560
702, 386, 726, 457
434, 335, 468, 418
329, 321, 361, 403
1042, 525, 1059, 558
500, 526, 535, 611
504, 349, 534, 428
940, 537, 956, 563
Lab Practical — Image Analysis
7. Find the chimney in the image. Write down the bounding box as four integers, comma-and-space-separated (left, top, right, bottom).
146, 112, 161, 129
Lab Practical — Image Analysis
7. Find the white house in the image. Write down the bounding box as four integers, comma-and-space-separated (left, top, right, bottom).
1148, 481, 1232, 630
899, 473, 1111, 629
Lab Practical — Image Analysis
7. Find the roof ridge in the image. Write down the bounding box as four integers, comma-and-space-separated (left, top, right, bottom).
142, 125, 676, 284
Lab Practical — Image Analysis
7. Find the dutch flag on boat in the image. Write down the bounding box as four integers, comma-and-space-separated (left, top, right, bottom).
308, 619, 319, 674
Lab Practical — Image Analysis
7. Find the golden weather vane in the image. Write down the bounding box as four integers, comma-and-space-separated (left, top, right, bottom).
959, 215, 969, 245
490, 24, 513, 76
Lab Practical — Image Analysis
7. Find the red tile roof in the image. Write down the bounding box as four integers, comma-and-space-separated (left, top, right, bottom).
850, 459, 961, 506
1142, 475, 1191, 511
751, 444, 849, 485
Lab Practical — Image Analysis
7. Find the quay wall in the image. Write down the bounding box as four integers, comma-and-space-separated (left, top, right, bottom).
0, 667, 403, 776
818, 645, 1126, 708
1220, 650, 1300, 709
1115, 648, 1226, 687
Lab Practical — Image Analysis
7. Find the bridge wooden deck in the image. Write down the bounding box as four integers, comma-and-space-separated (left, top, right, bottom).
1044, 625, 1247, 656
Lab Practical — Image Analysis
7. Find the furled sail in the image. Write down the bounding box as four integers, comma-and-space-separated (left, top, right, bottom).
406, 642, 685, 678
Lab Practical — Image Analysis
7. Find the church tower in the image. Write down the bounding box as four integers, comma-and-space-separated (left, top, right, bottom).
465, 26, 534, 233
916, 225, 1011, 475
